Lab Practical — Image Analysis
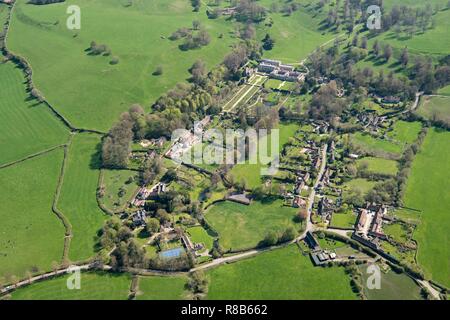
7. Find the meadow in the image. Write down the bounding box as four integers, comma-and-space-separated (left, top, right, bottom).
207, 245, 357, 300
351, 132, 403, 156
256, 0, 335, 63
57, 133, 106, 262
330, 212, 357, 229
387, 121, 422, 145
10, 272, 132, 300
136, 275, 188, 300
0, 150, 65, 280
358, 265, 423, 300
356, 157, 398, 176
100, 169, 139, 213
7, 0, 238, 131
416, 95, 450, 123
205, 199, 301, 251
377, 8, 450, 57
230, 123, 300, 189
343, 178, 376, 196
401, 128, 450, 287
437, 85, 450, 96
0, 61, 69, 166
186, 226, 215, 251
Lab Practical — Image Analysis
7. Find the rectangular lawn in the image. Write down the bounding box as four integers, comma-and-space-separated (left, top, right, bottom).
401, 128, 450, 287
205, 199, 301, 251
207, 245, 356, 300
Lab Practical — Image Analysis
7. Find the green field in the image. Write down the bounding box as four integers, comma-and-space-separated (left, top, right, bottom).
8, 0, 237, 131
100, 169, 139, 213
205, 199, 301, 251
207, 245, 357, 300
57, 133, 106, 262
330, 212, 357, 229
343, 178, 377, 196
358, 265, 423, 300
416, 95, 450, 123
0, 3, 8, 23
0, 61, 69, 166
437, 85, 450, 96
351, 132, 403, 156
356, 157, 398, 176
10, 272, 131, 300
401, 128, 450, 287
186, 226, 215, 251
257, 1, 335, 63
387, 121, 422, 145
230, 123, 300, 189
377, 8, 450, 56
0, 150, 65, 280
136, 276, 187, 300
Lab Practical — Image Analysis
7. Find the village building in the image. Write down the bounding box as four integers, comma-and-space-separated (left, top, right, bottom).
293, 195, 307, 208
132, 210, 147, 228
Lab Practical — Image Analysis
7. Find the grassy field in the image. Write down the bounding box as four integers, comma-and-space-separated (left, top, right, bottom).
356, 157, 398, 176
8, 0, 237, 131
343, 178, 377, 196
358, 265, 423, 300
10, 272, 131, 300
257, 1, 335, 63
0, 3, 9, 27
437, 85, 450, 96
377, 8, 450, 56
330, 212, 357, 229
387, 121, 422, 145
351, 132, 403, 156
136, 276, 187, 300
401, 128, 450, 287
186, 226, 215, 251
0, 61, 69, 166
100, 169, 139, 212
0, 150, 65, 280
57, 133, 106, 262
207, 245, 357, 300
205, 199, 301, 251
416, 95, 450, 123
230, 123, 300, 189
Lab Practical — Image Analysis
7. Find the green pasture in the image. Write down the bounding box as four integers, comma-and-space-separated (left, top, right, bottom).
351, 132, 403, 156
356, 157, 398, 176
100, 169, 139, 212
8, 0, 237, 131
387, 121, 422, 145
186, 226, 215, 251
0, 150, 65, 280
205, 199, 301, 251
416, 95, 450, 123
401, 128, 450, 287
57, 133, 106, 262
11, 272, 131, 300
230, 123, 300, 189
0, 61, 69, 166
207, 245, 357, 300
358, 265, 423, 300
136, 275, 188, 300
